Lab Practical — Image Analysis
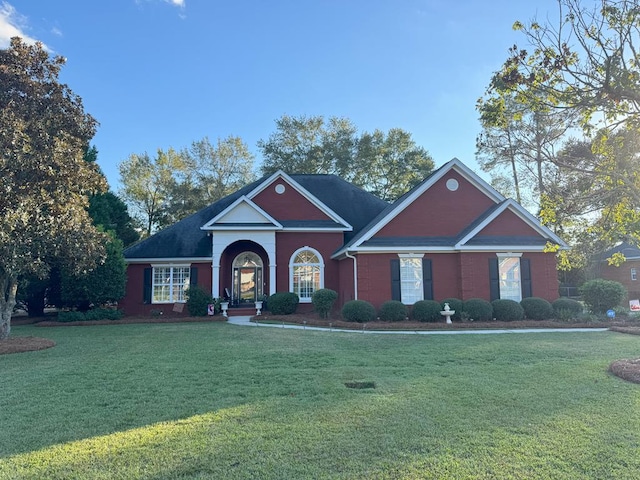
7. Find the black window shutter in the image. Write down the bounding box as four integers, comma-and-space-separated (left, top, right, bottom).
489, 258, 500, 301
521, 258, 532, 298
143, 267, 152, 304
190, 266, 198, 287
422, 258, 433, 300
391, 259, 401, 301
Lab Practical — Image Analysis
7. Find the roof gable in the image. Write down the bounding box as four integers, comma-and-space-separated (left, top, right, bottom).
201, 196, 282, 230
334, 158, 566, 256
248, 171, 352, 228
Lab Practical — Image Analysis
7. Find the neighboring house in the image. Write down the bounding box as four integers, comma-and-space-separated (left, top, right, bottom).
595, 242, 640, 302
121, 158, 566, 316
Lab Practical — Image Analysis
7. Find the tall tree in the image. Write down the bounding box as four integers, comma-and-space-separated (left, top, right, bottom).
118, 148, 187, 237
258, 115, 358, 178
353, 128, 435, 202
494, 0, 640, 252
259, 115, 434, 201
0, 37, 107, 339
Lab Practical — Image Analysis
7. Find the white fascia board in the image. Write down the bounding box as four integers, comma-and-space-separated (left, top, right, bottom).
125, 257, 212, 264
455, 199, 567, 249
246, 170, 353, 230
200, 195, 283, 230
456, 245, 553, 252
206, 225, 283, 231
281, 227, 352, 232
349, 158, 506, 250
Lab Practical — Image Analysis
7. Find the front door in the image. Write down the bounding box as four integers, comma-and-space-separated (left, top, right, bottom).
232, 252, 263, 305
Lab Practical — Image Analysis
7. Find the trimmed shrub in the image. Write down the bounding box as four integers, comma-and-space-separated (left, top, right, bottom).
185, 286, 215, 317
57, 309, 124, 322
268, 292, 299, 315
520, 297, 554, 320
440, 298, 463, 321
57, 311, 86, 322
84, 308, 124, 321
491, 299, 524, 321
412, 300, 443, 322
312, 288, 338, 319
379, 300, 407, 322
341, 300, 376, 323
463, 298, 493, 322
579, 279, 627, 314
552, 297, 583, 317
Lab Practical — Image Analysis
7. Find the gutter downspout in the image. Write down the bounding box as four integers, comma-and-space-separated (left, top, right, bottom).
344, 251, 358, 300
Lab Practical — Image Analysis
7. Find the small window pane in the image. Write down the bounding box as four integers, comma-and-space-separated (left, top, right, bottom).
499, 257, 521, 301
400, 258, 423, 305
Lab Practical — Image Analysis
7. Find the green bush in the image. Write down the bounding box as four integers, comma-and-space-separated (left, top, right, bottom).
520, 297, 554, 320
552, 298, 583, 318
440, 298, 463, 321
84, 308, 124, 321
57, 309, 124, 322
57, 311, 86, 322
312, 288, 338, 319
185, 286, 215, 317
379, 300, 407, 322
492, 299, 524, 321
579, 279, 627, 314
412, 300, 443, 322
341, 300, 376, 323
268, 292, 299, 315
463, 298, 493, 322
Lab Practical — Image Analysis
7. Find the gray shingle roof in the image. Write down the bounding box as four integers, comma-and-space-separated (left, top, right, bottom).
124, 174, 389, 260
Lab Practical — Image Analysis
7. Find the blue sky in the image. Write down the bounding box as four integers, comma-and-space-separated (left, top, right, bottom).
2, 0, 564, 191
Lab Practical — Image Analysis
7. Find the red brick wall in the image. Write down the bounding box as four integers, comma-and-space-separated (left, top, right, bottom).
600, 260, 640, 301
477, 209, 539, 236
273, 232, 344, 299
120, 262, 212, 316
252, 181, 331, 221
375, 171, 495, 237
353, 251, 559, 310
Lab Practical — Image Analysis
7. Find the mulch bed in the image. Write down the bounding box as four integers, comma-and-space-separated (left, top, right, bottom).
0, 336, 56, 355
610, 359, 640, 384
252, 313, 620, 331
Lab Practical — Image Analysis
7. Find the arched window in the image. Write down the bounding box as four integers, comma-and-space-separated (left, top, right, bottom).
289, 247, 324, 302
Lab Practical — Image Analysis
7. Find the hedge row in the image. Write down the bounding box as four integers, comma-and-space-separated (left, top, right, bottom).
339, 297, 586, 323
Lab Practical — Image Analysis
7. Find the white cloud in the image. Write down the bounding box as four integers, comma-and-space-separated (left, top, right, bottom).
0, 2, 42, 48
51, 26, 62, 37
166, 0, 185, 7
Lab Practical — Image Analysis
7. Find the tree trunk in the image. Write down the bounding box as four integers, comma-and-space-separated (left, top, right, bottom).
0, 275, 18, 340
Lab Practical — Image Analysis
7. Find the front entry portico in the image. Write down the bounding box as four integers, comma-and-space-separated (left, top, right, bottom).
232, 251, 263, 305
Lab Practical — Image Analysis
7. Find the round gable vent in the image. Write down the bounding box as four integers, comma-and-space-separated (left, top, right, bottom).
275, 184, 286, 194
446, 178, 459, 191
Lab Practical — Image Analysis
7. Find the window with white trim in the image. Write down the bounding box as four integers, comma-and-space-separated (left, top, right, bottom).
152, 266, 190, 303
290, 247, 324, 302
632, 268, 637, 281
498, 255, 521, 301
400, 257, 423, 304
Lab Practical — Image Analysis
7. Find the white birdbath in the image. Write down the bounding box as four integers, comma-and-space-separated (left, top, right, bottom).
440, 302, 455, 324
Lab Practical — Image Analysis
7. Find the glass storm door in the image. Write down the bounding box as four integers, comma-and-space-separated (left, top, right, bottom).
232, 252, 263, 305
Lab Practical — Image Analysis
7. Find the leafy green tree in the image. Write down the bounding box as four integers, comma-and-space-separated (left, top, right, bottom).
118, 148, 188, 237
353, 128, 435, 201
493, 0, 640, 255
259, 115, 434, 201
0, 38, 107, 339
60, 232, 126, 311
160, 136, 255, 225
259, 115, 357, 177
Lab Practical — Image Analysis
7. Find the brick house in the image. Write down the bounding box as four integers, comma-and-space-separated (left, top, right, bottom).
595, 242, 640, 304
120, 158, 566, 316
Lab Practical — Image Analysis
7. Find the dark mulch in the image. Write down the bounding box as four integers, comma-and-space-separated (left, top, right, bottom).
610, 326, 640, 336
610, 358, 640, 384
0, 336, 56, 355
32, 316, 226, 327
253, 313, 620, 331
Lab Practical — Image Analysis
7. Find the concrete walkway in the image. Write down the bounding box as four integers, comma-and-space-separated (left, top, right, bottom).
227, 316, 608, 335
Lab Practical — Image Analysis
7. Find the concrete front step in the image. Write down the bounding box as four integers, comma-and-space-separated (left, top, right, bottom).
227, 307, 258, 317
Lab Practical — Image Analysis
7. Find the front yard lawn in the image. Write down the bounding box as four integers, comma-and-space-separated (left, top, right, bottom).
1, 323, 640, 479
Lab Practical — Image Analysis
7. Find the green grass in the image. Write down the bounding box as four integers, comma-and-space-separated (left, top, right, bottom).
1, 323, 640, 479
